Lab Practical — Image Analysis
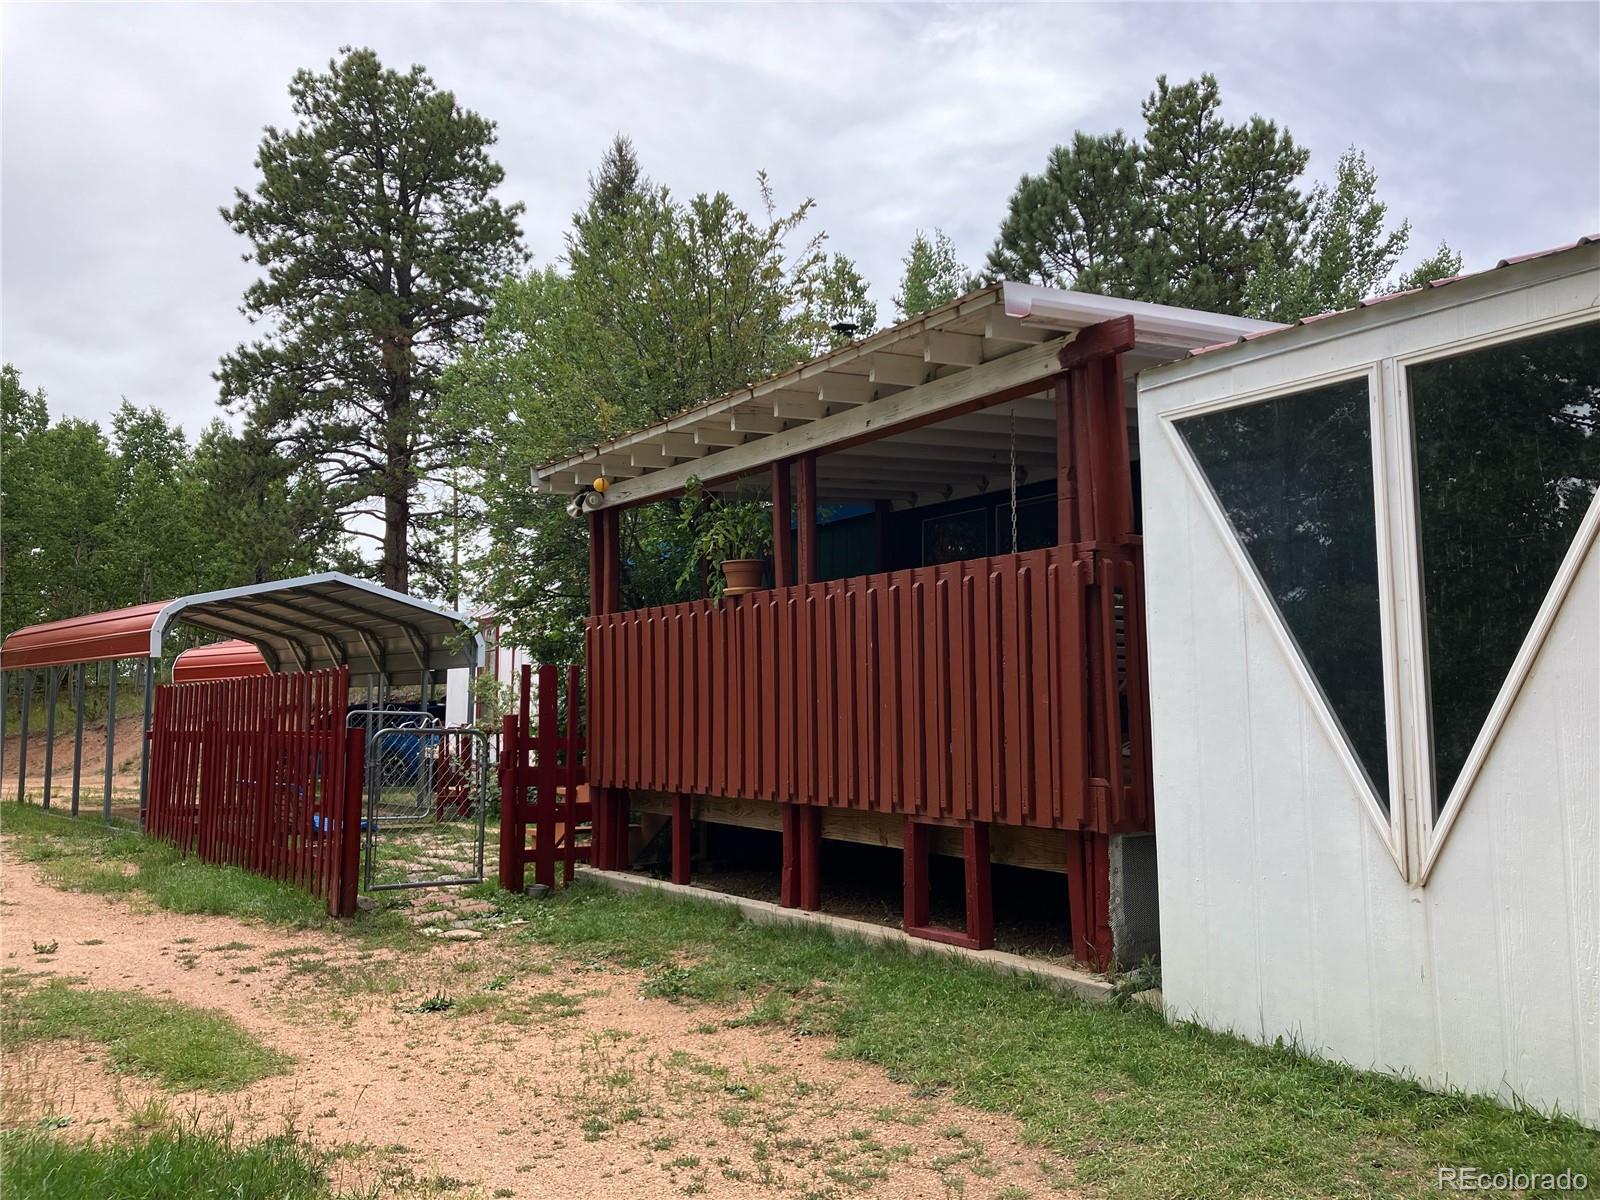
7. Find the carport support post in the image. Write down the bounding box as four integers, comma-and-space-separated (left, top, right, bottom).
42, 667, 58, 808
103, 665, 117, 820
71, 664, 86, 816
0, 671, 8, 796
137, 657, 154, 825
17, 669, 32, 802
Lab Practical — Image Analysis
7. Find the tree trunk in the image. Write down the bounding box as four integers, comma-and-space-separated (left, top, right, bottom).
382, 350, 411, 594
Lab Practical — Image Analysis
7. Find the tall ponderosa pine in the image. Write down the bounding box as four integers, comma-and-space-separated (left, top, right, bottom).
1244, 148, 1463, 322
218, 48, 524, 592
988, 74, 1308, 315
894, 228, 973, 318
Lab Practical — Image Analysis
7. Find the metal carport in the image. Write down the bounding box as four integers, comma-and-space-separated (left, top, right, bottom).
0, 572, 483, 822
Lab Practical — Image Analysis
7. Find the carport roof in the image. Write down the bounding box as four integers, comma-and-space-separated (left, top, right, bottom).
0, 573, 483, 683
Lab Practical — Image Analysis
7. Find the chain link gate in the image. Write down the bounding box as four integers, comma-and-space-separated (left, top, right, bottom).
353, 709, 489, 892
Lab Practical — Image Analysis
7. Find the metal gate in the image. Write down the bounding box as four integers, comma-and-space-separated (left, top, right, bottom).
361, 720, 489, 892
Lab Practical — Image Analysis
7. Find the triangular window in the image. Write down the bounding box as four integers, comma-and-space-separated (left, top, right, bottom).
1407, 321, 1600, 815
1177, 378, 1391, 809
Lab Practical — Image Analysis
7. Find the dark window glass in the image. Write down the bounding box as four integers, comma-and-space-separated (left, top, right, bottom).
993, 495, 1058, 554
1178, 378, 1390, 808
1409, 321, 1600, 813
922, 508, 989, 565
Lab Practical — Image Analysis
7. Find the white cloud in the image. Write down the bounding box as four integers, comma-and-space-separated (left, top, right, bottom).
2, 2, 1595, 437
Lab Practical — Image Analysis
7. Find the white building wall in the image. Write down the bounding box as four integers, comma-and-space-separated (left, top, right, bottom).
1137, 247, 1600, 1124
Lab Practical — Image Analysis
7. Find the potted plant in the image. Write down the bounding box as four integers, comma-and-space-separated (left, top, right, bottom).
678, 477, 773, 597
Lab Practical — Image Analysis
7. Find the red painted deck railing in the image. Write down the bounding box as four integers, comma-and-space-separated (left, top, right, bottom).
586, 545, 1152, 835
144, 667, 365, 915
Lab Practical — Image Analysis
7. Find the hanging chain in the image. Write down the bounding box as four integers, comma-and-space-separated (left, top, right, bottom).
1009, 402, 1019, 553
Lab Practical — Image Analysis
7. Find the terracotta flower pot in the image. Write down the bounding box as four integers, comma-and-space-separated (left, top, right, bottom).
720, 558, 765, 595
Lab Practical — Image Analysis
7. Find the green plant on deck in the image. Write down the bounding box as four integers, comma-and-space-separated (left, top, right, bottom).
675, 476, 773, 598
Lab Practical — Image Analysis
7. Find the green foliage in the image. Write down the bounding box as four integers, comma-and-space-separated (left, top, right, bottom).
444, 136, 874, 660
989, 73, 1308, 315
894, 228, 973, 318
217, 47, 525, 592
1245, 148, 1461, 322
4, 977, 292, 1091
675, 477, 773, 596
1, 1122, 335, 1200
1398, 241, 1464, 291
0, 366, 322, 639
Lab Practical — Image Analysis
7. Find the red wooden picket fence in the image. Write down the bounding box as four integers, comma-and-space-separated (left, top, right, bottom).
498, 663, 590, 892
144, 667, 365, 916
585, 545, 1153, 837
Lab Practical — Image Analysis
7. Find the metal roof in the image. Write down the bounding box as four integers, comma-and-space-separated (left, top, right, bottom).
170, 640, 270, 684
1184, 235, 1599, 360
534, 281, 1274, 511
1, 573, 484, 683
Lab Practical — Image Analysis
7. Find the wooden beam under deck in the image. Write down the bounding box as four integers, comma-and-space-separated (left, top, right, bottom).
629, 792, 1072, 874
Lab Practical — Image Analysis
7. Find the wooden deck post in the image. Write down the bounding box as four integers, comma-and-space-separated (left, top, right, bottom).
903, 819, 931, 931
902, 818, 994, 950
777, 453, 823, 910
1054, 315, 1137, 969
771, 459, 794, 588
795, 452, 818, 586
671, 793, 692, 885
588, 506, 629, 871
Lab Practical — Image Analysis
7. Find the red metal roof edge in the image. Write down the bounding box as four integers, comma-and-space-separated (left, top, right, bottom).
1186, 235, 1599, 360
171, 640, 270, 684
0, 600, 172, 670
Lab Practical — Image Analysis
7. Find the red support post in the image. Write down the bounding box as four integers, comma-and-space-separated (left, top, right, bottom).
1065, 830, 1113, 967
671, 793, 692, 885
795, 453, 818, 585
781, 802, 822, 910
903, 818, 930, 932
771, 459, 794, 589
963, 822, 993, 950
903, 817, 992, 950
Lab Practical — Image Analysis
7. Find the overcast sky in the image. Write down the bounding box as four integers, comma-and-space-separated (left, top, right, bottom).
3, 2, 1596, 439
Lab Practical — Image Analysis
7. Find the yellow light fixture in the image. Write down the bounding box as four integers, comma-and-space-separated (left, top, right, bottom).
592, 476, 610, 493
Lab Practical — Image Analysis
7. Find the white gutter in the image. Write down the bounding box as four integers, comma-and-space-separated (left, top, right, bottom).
1001, 282, 1282, 352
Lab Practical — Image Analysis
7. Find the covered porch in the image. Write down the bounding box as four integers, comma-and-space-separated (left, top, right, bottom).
534, 284, 1273, 963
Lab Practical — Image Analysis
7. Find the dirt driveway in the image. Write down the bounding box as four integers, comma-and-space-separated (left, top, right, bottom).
1, 853, 1074, 1199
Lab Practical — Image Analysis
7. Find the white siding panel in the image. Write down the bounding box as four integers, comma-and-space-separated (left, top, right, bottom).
1140, 247, 1600, 1123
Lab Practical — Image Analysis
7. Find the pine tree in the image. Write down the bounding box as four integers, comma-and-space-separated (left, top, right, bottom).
988, 74, 1308, 315
217, 48, 525, 593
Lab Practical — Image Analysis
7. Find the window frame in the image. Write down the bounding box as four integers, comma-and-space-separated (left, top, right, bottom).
1160, 363, 1410, 877
1391, 309, 1600, 883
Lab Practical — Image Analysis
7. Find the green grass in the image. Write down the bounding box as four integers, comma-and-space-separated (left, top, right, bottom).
4, 976, 291, 1091
482, 881, 1600, 1200
7, 798, 1596, 1198
0, 800, 413, 943
0, 1121, 338, 1200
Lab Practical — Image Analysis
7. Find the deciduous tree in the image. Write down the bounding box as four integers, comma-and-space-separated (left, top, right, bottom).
895, 228, 973, 317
